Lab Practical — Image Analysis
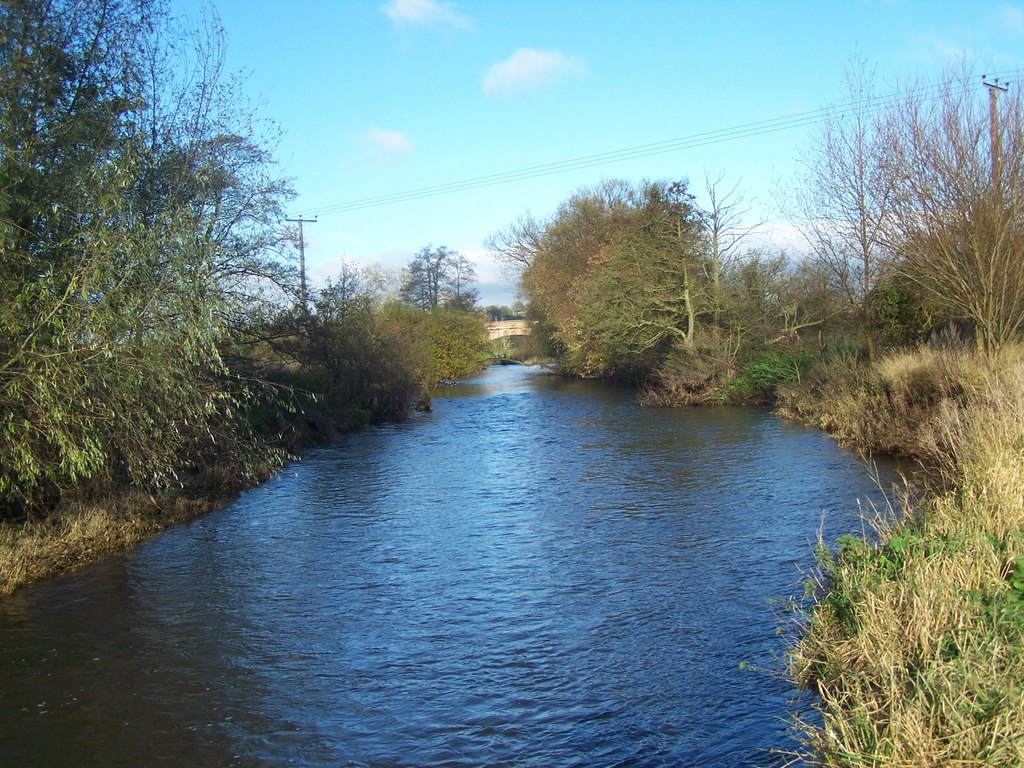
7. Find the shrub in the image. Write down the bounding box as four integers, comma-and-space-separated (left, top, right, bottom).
729, 350, 814, 402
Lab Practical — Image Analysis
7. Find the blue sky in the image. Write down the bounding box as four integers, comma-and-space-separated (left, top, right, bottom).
176, 0, 1024, 306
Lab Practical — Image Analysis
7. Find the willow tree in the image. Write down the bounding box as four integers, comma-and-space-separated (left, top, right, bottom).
0, 0, 292, 513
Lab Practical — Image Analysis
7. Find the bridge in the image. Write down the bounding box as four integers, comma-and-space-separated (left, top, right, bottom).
485, 320, 533, 340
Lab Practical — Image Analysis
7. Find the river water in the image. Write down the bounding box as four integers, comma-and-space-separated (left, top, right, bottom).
0, 365, 898, 767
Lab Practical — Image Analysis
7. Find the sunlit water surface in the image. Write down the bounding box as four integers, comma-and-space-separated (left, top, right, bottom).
0, 365, 899, 767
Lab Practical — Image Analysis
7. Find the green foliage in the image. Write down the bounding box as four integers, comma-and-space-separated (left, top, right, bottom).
521, 179, 708, 380
232, 263, 450, 447
421, 307, 490, 383
0, 0, 291, 515
869, 280, 928, 344
513, 177, 846, 399
251, 309, 423, 443
488, 336, 516, 361
730, 351, 814, 399
485, 302, 527, 321
1009, 559, 1024, 600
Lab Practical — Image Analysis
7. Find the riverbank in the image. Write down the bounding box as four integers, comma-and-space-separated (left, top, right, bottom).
782, 343, 1024, 766
0, 348, 489, 598
0, 460, 279, 597
0, 385, 406, 598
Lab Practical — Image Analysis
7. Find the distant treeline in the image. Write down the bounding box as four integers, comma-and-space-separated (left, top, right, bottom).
0, 1, 488, 520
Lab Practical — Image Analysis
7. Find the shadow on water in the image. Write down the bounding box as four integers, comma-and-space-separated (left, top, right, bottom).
0, 364, 901, 767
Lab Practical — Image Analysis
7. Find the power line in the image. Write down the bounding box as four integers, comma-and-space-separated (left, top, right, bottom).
297, 69, 1020, 218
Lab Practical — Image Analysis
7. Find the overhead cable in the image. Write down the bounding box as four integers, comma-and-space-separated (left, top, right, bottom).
295, 69, 1020, 217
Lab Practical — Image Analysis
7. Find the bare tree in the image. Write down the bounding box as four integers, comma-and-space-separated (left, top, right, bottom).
447, 252, 480, 310
788, 56, 894, 360
698, 172, 761, 325
882, 71, 1024, 354
484, 212, 545, 279
360, 262, 401, 304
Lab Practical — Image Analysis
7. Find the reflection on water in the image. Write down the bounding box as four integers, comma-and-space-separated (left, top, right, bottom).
0, 365, 899, 767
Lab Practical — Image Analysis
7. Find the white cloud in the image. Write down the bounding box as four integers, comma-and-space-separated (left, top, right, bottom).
355, 127, 413, 163
461, 248, 516, 306
380, 0, 472, 30
462, 247, 503, 284
754, 219, 809, 256
483, 49, 587, 97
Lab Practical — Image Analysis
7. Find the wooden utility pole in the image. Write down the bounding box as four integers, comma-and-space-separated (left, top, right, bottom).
983, 76, 1009, 196
286, 215, 316, 317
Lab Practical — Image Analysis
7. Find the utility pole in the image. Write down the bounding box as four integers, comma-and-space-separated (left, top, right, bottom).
286, 215, 316, 317
983, 76, 1009, 197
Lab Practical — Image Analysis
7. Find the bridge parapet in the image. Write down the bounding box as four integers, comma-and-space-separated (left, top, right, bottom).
485, 320, 533, 340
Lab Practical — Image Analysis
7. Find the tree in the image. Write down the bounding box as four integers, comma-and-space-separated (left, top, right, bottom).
399, 245, 478, 311
315, 259, 365, 323
301, 265, 420, 427
578, 181, 708, 375
788, 56, 894, 360
882, 72, 1024, 354
446, 252, 480, 310
421, 307, 490, 382
0, 0, 292, 512
373, 301, 487, 399
519, 179, 636, 363
699, 172, 760, 326
517, 179, 709, 379
485, 212, 545, 279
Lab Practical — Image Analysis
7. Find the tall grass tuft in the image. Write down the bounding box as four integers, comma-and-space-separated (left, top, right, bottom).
790, 346, 1024, 766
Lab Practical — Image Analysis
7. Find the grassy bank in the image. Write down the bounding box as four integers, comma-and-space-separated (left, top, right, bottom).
1, 494, 212, 596
0, 462, 278, 597
785, 344, 1024, 766
0, 372, 380, 598
0, 363, 427, 599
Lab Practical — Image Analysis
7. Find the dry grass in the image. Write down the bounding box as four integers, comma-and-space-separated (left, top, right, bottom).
0, 462, 272, 597
790, 346, 1024, 766
777, 343, 993, 460
0, 493, 216, 596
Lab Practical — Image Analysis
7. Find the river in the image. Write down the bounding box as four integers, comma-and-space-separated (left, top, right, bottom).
0, 365, 898, 767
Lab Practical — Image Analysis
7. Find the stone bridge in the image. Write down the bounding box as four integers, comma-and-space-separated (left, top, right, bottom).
485, 320, 533, 340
